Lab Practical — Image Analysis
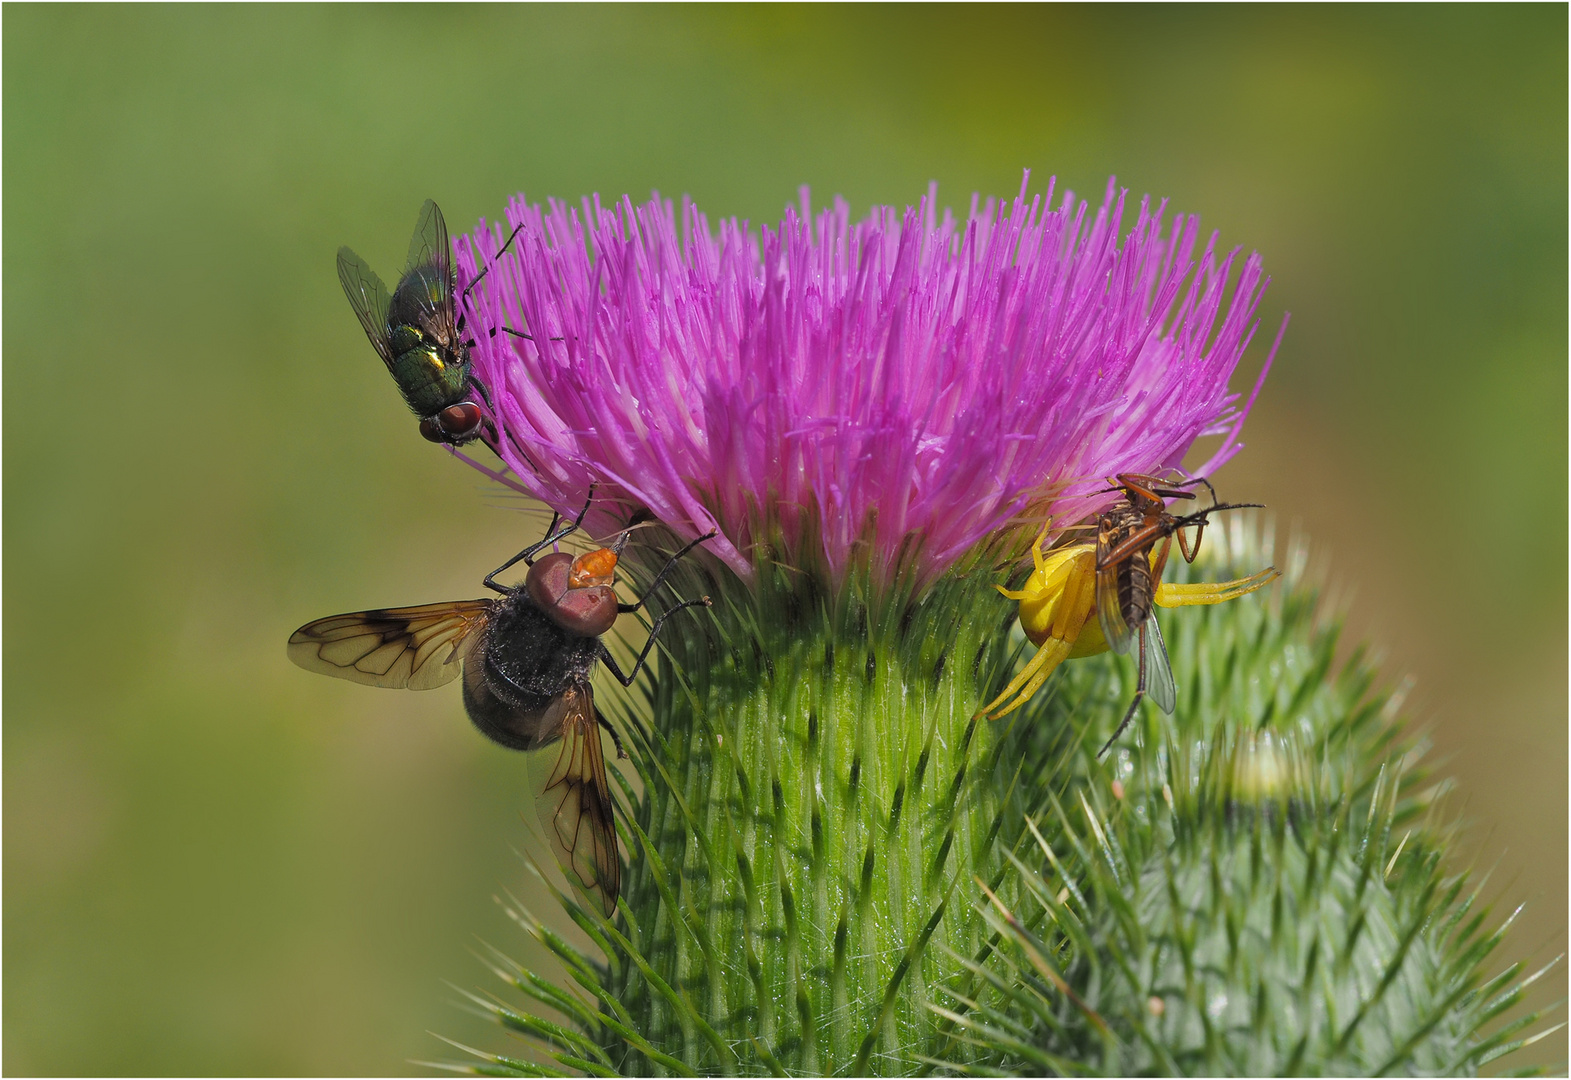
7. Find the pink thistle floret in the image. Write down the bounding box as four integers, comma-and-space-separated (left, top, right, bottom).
455, 175, 1283, 586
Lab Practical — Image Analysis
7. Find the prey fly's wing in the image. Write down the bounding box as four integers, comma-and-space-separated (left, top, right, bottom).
1095, 559, 1136, 656
288, 600, 492, 690
336, 246, 396, 368
530, 682, 621, 918
1143, 613, 1177, 715
1094, 510, 1140, 656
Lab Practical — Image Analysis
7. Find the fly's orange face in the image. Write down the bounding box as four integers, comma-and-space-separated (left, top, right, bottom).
569, 547, 620, 589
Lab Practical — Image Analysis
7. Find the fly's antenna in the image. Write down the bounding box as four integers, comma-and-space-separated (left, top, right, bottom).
605, 508, 658, 557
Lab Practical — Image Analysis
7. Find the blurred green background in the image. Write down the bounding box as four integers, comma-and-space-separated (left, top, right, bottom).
6, 5, 1564, 1073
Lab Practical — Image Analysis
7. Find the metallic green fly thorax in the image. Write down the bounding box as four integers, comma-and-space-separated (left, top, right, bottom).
385, 326, 472, 417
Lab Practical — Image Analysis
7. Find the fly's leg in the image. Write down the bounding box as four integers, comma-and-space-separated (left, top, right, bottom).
459, 224, 563, 344
484, 485, 597, 593
1173, 478, 1217, 561
1168, 499, 1267, 563
463, 376, 493, 410
594, 708, 629, 760
1097, 523, 1160, 570
598, 596, 713, 686
1167, 473, 1217, 508
1099, 623, 1149, 758
617, 531, 718, 613
493, 325, 568, 342
1097, 473, 1198, 503
458, 221, 527, 306
456, 377, 505, 453
464, 320, 565, 345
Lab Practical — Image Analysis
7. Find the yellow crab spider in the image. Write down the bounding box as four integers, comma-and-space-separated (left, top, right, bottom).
979, 526, 1281, 720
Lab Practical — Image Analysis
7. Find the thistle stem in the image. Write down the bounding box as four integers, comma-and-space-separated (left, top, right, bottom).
612, 561, 1020, 1074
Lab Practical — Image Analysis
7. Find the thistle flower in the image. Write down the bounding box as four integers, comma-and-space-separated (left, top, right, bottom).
430, 182, 1546, 1076
454, 174, 1277, 586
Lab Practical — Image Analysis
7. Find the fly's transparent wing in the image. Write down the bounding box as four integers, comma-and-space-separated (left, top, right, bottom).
336, 246, 396, 368
288, 600, 492, 690
1143, 614, 1177, 715
405, 199, 450, 281
395, 199, 460, 345
530, 683, 621, 918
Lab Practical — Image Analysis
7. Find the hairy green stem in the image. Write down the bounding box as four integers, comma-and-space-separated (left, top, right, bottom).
610, 557, 1024, 1074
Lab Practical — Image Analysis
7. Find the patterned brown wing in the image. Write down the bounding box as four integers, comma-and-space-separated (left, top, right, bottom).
288, 600, 492, 690
530, 683, 621, 918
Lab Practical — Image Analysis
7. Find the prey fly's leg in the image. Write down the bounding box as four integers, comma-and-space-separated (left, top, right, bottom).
598, 596, 713, 686
617, 531, 719, 613
484, 485, 597, 593
1097, 519, 1168, 570
1146, 471, 1217, 505
1189, 476, 1218, 507
1118, 473, 1199, 504
1170, 500, 1267, 563
1175, 474, 1219, 556
1099, 623, 1149, 758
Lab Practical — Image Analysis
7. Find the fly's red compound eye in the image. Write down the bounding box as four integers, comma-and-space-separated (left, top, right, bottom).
437, 402, 483, 440
418, 417, 445, 442
551, 585, 619, 637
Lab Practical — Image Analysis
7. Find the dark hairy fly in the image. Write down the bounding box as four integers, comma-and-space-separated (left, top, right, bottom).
288, 488, 714, 915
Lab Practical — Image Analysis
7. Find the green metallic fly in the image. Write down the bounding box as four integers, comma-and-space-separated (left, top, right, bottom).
337, 200, 521, 446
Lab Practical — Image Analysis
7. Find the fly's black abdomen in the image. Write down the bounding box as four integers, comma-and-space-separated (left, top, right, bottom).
460, 594, 602, 751
461, 654, 555, 750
